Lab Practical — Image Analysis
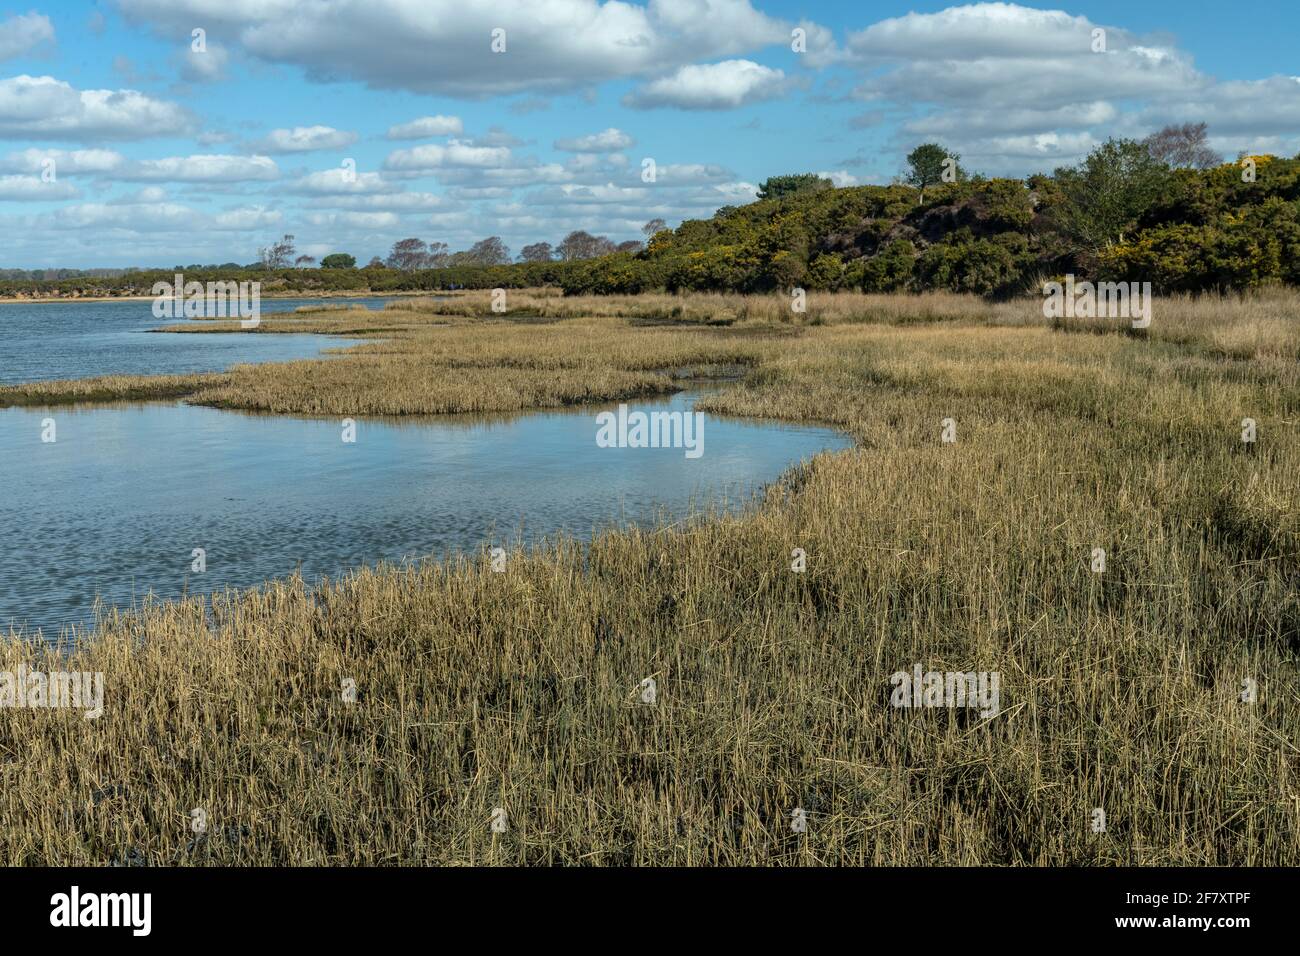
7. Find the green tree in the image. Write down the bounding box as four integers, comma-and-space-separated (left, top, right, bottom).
904, 144, 962, 204
1052, 138, 1172, 254
755, 174, 833, 201
320, 253, 356, 269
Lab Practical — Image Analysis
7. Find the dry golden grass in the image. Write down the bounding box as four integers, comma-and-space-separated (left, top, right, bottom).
2, 290, 1297, 866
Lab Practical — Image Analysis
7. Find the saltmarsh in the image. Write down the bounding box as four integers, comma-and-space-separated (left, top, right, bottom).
0, 290, 1296, 865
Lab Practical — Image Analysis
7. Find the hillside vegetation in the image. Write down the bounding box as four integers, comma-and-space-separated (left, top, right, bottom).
6, 145, 1298, 303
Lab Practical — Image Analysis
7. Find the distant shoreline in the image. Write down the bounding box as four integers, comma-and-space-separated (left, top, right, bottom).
0, 291, 432, 305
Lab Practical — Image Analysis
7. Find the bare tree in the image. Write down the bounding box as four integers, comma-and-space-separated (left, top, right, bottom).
615, 240, 643, 253
1143, 122, 1222, 169
642, 218, 667, 238
294, 254, 317, 268
557, 230, 616, 260
425, 241, 450, 268
519, 242, 555, 263
465, 236, 511, 265
386, 237, 429, 271
258, 234, 296, 269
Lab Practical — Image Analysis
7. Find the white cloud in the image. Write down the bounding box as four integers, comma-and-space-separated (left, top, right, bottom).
313, 192, 451, 211
827, 3, 1300, 173
303, 211, 401, 229
51, 201, 199, 229
179, 43, 230, 82
1, 148, 124, 174
109, 186, 169, 204
386, 115, 464, 139
817, 170, 858, 187
0, 175, 78, 201
624, 60, 789, 110
383, 141, 513, 172
847, 3, 1103, 60
116, 0, 798, 97
212, 205, 282, 230
0, 13, 55, 62
287, 168, 392, 195
0, 75, 191, 140
554, 128, 634, 152
119, 154, 280, 182
905, 102, 1120, 137
652, 163, 734, 184
254, 125, 359, 153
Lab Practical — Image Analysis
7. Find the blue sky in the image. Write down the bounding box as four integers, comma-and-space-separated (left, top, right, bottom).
2, 0, 1298, 268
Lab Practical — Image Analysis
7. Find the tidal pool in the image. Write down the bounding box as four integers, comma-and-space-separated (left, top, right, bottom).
0, 391, 850, 637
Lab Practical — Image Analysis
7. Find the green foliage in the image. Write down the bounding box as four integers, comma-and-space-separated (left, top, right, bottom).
1051, 138, 1173, 254
1097, 196, 1300, 292
756, 173, 834, 201
905, 143, 964, 202
916, 236, 1026, 296
855, 240, 916, 292
320, 253, 356, 269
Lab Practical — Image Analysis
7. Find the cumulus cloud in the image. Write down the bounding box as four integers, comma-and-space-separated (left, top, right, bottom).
382, 141, 513, 172
554, 128, 635, 152
286, 168, 392, 195
212, 205, 282, 230
179, 42, 230, 82
302, 211, 401, 229
116, 0, 798, 97
253, 125, 359, 152
386, 115, 464, 139
0, 75, 191, 140
817, 170, 858, 187
651, 163, 734, 184
108, 186, 170, 204
825, 2, 1300, 173
1, 148, 124, 175
624, 60, 789, 110
47, 200, 281, 232
0, 174, 78, 201
118, 154, 280, 182
51, 201, 200, 230
0, 13, 55, 62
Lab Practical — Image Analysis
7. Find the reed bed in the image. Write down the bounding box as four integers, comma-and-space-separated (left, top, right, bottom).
1, 291, 1297, 865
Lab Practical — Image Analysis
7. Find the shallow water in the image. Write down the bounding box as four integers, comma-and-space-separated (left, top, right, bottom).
0, 296, 385, 384
0, 392, 850, 637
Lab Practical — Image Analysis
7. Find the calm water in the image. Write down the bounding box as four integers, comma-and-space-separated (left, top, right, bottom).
0, 392, 849, 636
0, 296, 387, 384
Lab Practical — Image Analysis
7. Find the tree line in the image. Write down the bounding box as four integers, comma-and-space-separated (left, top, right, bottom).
7, 124, 1295, 299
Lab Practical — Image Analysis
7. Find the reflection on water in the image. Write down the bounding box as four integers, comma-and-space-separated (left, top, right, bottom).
0, 391, 850, 637
0, 296, 385, 384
